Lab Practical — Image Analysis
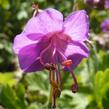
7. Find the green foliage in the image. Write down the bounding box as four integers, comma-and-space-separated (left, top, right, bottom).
94, 69, 109, 109
0, 73, 17, 86
25, 72, 49, 92
0, 84, 27, 109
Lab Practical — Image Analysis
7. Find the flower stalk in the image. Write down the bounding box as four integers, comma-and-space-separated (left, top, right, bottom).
46, 64, 62, 109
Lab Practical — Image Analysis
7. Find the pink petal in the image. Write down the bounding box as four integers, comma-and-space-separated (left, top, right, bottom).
63, 10, 89, 41
64, 41, 89, 69
27, 33, 44, 41
40, 43, 57, 64
18, 43, 46, 72
24, 58, 44, 72
13, 33, 38, 54
24, 8, 63, 39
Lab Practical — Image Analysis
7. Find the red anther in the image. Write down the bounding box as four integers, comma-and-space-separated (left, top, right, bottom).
71, 84, 78, 93
62, 59, 72, 66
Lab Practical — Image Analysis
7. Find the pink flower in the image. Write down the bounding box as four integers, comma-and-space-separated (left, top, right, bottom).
13, 8, 89, 93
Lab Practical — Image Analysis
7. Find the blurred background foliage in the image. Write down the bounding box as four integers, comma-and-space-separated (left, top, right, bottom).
0, 0, 109, 109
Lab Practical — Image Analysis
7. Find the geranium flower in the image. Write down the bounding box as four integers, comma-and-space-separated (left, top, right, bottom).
13, 8, 89, 107
101, 19, 109, 32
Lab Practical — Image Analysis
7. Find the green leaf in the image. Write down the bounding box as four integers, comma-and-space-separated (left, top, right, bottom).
0, 85, 19, 109
0, 73, 17, 86
0, 85, 27, 109
94, 69, 109, 108
25, 72, 49, 93
0, 0, 10, 9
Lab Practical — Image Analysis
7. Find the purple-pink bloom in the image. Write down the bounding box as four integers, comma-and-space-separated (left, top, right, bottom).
13, 8, 89, 95
13, 8, 89, 72
101, 19, 109, 32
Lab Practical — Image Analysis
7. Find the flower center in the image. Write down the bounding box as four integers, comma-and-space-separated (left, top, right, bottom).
50, 32, 71, 48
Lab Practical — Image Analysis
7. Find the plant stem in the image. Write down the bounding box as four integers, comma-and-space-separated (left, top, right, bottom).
48, 84, 53, 109
48, 70, 53, 109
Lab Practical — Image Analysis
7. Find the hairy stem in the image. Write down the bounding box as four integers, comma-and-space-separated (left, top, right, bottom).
48, 70, 53, 109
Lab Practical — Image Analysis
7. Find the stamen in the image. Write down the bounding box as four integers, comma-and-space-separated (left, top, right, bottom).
61, 59, 78, 93
62, 59, 72, 66
52, 70, 56, 108
50, 80, 58, 88
57, 50, 67, 61
57, 63, 62, 90
45, 62, 62, 108
54, 69, 61, 98
54, 88, 61, 98
44, 63, 56, 70
68, 67, 78, 93
55, 54, 63, 91
52, 88, 61, 108
55, 69, 59, 84
52, 94, 56, 109
48, 65, 61, 108
71, 83, 78, 93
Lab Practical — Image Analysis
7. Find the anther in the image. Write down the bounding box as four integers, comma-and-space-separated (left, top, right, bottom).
44, 63, 56, 70
71, 83, 78, 93
62, 59, 72, 66
54, 88, 61, 98
68, 68, 78, 93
